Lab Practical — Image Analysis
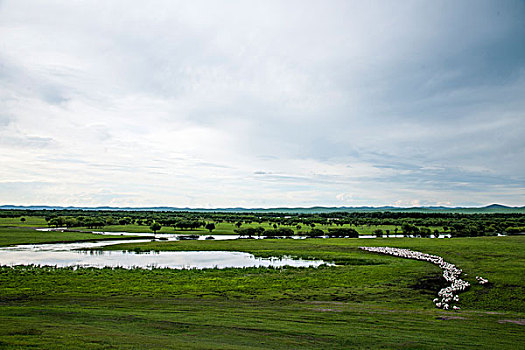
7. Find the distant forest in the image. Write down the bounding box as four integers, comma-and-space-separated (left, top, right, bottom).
2, 209, 524, 237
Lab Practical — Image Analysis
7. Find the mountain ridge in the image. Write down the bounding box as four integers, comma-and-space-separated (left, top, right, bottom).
1, 204, 524, 213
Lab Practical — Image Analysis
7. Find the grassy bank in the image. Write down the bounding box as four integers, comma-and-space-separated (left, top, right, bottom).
0, 227, 146, 247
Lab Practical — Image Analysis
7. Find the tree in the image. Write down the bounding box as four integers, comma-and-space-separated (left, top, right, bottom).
305, 228, 324, 237
327, 227, 358, 238
255, 226, 265, 237
264, 227, 294, 238
373, 229, 383, 238
420, 227, 431, 238
20, 217, 26, 222
118, 217, 132, 225
235, 227, 262, 238
205, 222, 216, 233
401, 223, 419, 237
48, 217, 65, 228
150, 222, 162, 234
64, 217, 78, 228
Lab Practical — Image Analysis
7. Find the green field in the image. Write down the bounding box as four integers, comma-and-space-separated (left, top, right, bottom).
0, 225, 523, 349
0, 227, 146, 247
0, 216, 48, 227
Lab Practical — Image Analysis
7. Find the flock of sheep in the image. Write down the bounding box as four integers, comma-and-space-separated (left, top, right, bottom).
359, 246, 488, 310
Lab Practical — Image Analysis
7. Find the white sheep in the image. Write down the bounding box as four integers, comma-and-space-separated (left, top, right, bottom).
360, 246, 472, 310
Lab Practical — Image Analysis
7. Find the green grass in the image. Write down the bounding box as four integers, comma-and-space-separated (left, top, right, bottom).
0, 227, 145, 247
0, 216, 48, 227
0, 297, 521, 349
0, 234, 523, 349
101, 236, 525, 312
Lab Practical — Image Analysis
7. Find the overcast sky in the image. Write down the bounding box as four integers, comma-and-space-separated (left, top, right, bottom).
1, 1, 524, 208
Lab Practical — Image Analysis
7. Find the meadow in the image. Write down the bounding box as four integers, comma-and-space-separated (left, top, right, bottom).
0, 226, 146, 247
0, 218, 523, 349
0, 216, 48, 227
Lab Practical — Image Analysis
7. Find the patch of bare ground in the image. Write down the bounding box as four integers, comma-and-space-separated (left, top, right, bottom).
437, 316, 467, 320
312, 308, 343, 312
305, 301, 346, 305
497, 319, 525, 325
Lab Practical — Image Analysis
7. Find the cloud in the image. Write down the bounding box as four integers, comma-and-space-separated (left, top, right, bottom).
0, 0, 524, 207
0, 135, 55, 148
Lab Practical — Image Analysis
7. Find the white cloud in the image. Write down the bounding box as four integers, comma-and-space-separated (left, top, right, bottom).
0, 0, 524, 207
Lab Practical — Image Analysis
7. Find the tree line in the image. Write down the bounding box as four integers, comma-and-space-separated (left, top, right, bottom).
2, 209, 524, 237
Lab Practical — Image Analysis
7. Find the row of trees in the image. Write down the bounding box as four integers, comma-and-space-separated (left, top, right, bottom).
47, 216, 106, 229
3, 208, 522, 226
117, 221, 215, 235
234, 226, 359, 238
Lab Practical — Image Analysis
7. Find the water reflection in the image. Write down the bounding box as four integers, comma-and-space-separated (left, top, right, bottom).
36, 228, 453, 240
0, 240, 330, 270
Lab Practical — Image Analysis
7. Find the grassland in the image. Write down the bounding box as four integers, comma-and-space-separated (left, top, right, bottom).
0, 227, 145, 247
101, 236, 525, 312
0, 223, 523, 349
0, 216, 48, 227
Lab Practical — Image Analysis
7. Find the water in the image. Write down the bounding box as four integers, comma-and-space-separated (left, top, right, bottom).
0, 240, 330, 269
36, 228, 453, 240
359, 234, 452, 238
37, 228, 247, 241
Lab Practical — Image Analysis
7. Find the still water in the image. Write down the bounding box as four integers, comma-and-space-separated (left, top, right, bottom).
37, 228, 242, 241
37, 228, 453, 240
0, 240, 330, 269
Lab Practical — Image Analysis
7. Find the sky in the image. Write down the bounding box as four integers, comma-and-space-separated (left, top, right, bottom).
1, 0, 524, 208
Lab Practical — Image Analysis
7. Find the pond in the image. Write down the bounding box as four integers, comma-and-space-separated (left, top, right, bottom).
0, 240, 331, 269
37, 228, 242, 241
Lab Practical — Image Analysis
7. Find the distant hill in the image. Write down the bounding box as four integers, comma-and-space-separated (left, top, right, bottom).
0, 204, 524, 214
